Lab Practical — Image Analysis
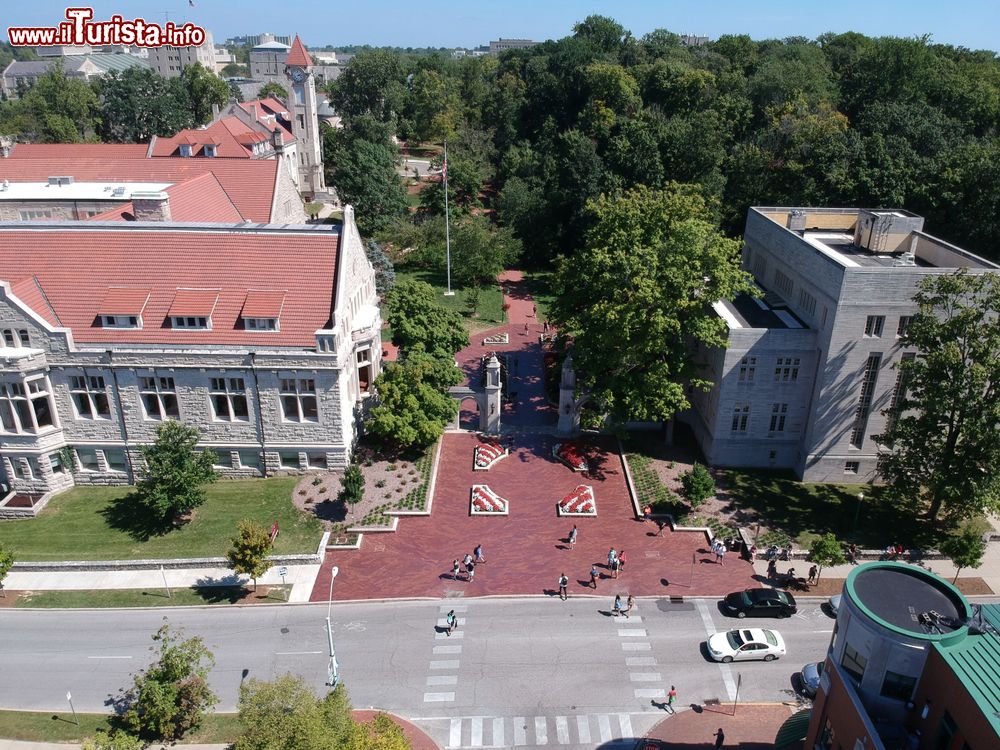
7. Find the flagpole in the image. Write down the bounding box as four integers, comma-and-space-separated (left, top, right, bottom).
443, 139, 454, 296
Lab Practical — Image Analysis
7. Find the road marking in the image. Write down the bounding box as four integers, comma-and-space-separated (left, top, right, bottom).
450, 718, 462, 747
513, 717, 527, 746
423, 692, 455, 702
622, 616, 643, 623
695, 599, 738, 701
427, 675, 458, 686
274, 651, 322, 655
534, 716, 547, 745
618, 713, 634, 738
576, 715, 591, 744
629, 672, 662, 682
617, 629, 648, 637
471, 717, 483, 747
438, 618, 467, 627
492, 718, 504, 747
812, 629, 833, 633
430, 660, 461, 669
86, 655, 132, 659
434, 644, 463, 654
621, 642, 651, 651
626, 656, 657, 666
634, 688, 665, 698
597, 714, 612, 742
436, 631, 464, 640
555, 716, 569, 744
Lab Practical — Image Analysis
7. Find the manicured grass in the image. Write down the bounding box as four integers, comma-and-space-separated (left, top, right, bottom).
524, 269, 557, 321
0, 711, 242, 743
394, 268, 504, 333
15, 585, 292, 608
0, 478, 322, 561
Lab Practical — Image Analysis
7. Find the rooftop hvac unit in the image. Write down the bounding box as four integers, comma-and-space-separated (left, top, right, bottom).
47, 175, 75, 186
893, 252, 916, 266
111, 187, 126, 197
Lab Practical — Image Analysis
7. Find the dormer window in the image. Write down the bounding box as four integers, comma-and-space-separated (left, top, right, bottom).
171, 316, 211, 329
244, 317, 278, 331
101, 315, 141, 329
240, 290, 286, 333
98, 287, 149, 330
167, 289, 219, 331
179, 144, 193, 157
204, 144, 217, 157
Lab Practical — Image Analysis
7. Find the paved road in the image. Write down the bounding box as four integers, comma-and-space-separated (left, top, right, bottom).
0, 597, 833, 748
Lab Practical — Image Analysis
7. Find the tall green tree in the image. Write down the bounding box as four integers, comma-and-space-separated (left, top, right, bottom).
95, 67, 192, 142
876, 270, 1000, 522
0, 65, 99, 142
136, 421, 218, 524
551, 185, 754, 423
384, 279, 468, 356
940, 522, 987, 584
226, 520, 273, 591
257, 81, 288, 101
449, 218, 521, 287
329, 49, 407, 123
807, 533, 847, 583
179, 64, 229, 126
120, 625, 217, 741
235, 676, 353, 750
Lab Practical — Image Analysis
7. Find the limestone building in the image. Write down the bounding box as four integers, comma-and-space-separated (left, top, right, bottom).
0, 207, 381, 495
145, 30, 216, 77
686, 207, 1000, 482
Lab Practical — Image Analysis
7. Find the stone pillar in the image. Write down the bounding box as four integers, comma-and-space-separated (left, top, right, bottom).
481, 354, 502, 433
557, 353, 580, 435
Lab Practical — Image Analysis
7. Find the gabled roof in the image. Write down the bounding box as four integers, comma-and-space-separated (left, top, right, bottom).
241, 290, 286, 319
85, 173, 244, 223
285, 36, 312, 68
98, 287, 150, 316
0, 222, 341, 347
0, 158, 280, 222
5, 143, 150, 159
10, 276, 60, 326
239, 98, 294, 138
150, 117, 272, 159
167, 288, 220, 318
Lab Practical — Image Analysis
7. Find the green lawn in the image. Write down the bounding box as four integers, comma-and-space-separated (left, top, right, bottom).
15, 585, 292, 608
0, 478, 322, 561
0, 710, 241, 743
394, 268, 504, 333
524, 269, 557, 321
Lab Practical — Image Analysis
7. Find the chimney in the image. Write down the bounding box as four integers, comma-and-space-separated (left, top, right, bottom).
786, 209, 807, 234
272, 128, 283, 151
131, 191, 172, 222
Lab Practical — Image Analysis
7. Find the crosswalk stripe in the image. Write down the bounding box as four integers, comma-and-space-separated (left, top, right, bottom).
626, 655, 657, 666
622, 615, 643, 623
492, 717, 504, 747
555, 716, 569, 744
598, 714, 612, 743
450, 718, 462, 747
635, 688, 665, 698
629, 672, 662, 682
438, 618, 467, 627
423, 692, 455, 702
427, 675, 458, 686
618, 713, 634, 738
576, 715, 591, 745
618, 629, 648, 637
534, 717, 547, 745
430, 660, 461, 669
471, 717, 483, 747
513, 717, 527, 746
434, 644, 462, 654
621, 642, 651, 651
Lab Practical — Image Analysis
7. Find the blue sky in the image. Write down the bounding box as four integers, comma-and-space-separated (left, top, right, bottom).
7, 1, 1000, 52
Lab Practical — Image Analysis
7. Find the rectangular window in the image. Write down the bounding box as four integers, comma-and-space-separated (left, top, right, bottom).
841, 643, 867, 683
844, 461, 860, 474
798, 289, 817, 317
140, 376, 179, 421
210, 377, 249, 422
864, 315, 885, 338
237, 450, 262, 470
738, 357, 756, 383
101, 315, 140, 329
245, 317, 278, 331
850, 354, 882, 448
104, 449, 128, 473
897, 316, 912, 338
773, 357, 800, 382
769, 403, 788, 432
880, 670, 917, 701
279, 451, 300, 469
730, 403, 750, 433
9, 457, 31, 480
280, 378, 318, 422
171, 316, 210, 329
49, 452, 66, 474
0, 377, 54, 433
76, 447, 100, 472
773, 269, 793, 297
70, 374, 111, 420
1, 328, 30, 348
306, 453, 327, 469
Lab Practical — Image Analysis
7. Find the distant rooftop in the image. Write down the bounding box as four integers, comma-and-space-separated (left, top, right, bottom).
713, 286, 808, 331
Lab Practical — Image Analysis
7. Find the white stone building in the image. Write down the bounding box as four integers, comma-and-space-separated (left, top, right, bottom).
0, 207, 381, 495
146, 30, 216, 77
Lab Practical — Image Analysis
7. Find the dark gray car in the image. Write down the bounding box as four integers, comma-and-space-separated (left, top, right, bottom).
799, 661, 824, 697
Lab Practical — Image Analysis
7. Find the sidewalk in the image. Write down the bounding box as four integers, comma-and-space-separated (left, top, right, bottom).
644, 702, 799, 749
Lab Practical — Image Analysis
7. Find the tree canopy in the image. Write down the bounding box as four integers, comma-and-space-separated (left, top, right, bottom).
384, 279, 468, 356
226, 519, 273, 591
136, 421, 218, 525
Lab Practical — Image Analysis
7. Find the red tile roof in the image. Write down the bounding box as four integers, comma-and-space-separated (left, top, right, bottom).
86, 172, 245, 223
285, 36, 312, 68
239, 98, 294, 139
5, 143, 150, 159
98, 287, 150, 316
0, 224, 340, 347
167, 288, 220, 318
241, 290, 286, 318
10, 276, 60, 326
0, 158, 280, 222
150, 117, 271, 159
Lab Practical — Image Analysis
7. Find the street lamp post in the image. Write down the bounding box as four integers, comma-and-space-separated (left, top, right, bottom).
326, 566, 340, 688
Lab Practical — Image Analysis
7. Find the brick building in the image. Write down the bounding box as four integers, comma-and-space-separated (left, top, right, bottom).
0, 206, 380, 495
685, 207, 1000, 482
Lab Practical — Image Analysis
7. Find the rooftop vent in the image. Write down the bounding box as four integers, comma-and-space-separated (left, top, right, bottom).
111, 186, 126, 197
786, 209, 806, 234
47, 175, 74, 186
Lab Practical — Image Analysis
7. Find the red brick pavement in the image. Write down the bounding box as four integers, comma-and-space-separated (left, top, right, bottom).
644, 703, 800, 750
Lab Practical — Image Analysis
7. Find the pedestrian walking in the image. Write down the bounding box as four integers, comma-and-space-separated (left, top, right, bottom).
618, 550, 628, 572
656, 518, 667, 536
590, 564, 599, 588
714, 728, 725, 750
718, 546, 726, 566
666, 685, 677, 713
808, 564, 818, 584
568, 524, 578, 547
463, 552, 473, 568
608, 547, 618, 568
767, 558, 778, 579
446, 609, 457, 636
613, 594, 623, 616
558, 573, 569, 601
611, 557, 620, 579
543, 319, 549, 333
452, 559, 460, 580
624, 594, 634, 619
466, 560, 476, 582
532, 304, 537, 317
523, 322, 529, 335
642, 505, 652, 522
475, 544, 486, 564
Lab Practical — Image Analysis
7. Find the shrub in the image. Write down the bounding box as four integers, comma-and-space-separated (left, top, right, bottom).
680, 463, 715, 508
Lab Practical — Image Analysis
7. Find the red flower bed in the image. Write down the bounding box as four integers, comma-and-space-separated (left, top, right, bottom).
470, 484, 509, 515
558, 484, 596, 516
474, 443, 507, 469
554, 442, 588, 472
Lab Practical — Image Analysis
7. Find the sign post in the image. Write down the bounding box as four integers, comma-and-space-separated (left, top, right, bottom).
270, 522, 280, 543
66, 691, 79, 726
733, 673, 743, 715
278, 566, 288, 600
160, 565, 171, 599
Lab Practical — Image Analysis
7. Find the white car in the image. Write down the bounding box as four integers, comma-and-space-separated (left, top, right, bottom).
706, 628, 786, 663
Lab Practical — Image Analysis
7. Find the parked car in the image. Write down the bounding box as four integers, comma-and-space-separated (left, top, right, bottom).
828, 594, 842, 615
722, 588, 797, 618
706, 628, 786, 663
799, 661, 824, 697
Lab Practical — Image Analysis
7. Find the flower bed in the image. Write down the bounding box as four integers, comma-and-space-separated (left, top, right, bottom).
553, 442, 588, 472
483, 332, 509, 345
558, 485, 596, 516
470, 484, 509, 515
474, 442, 509, 470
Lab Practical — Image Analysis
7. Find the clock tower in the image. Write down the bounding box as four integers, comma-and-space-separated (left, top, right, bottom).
284, 35, 326, 197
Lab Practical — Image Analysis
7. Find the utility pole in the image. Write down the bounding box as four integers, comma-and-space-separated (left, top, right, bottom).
443, 140, 454, 296
326, 566, 340, 688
